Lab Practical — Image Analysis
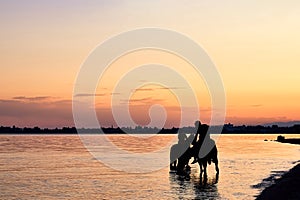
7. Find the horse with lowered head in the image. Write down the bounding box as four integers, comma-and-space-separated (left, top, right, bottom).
170, 138, 219, 177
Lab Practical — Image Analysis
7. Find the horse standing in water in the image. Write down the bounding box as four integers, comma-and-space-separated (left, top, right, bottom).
170, 121, 219, 177
170, 133, 192, 174
170, 142, 219, 177
197, 144, 219, 177
191, 121, 219, 177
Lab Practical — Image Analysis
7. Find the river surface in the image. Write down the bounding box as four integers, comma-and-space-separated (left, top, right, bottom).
0, 134, 299, 199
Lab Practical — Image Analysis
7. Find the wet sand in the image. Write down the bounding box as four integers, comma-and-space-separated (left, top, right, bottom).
256, 164, 300, 200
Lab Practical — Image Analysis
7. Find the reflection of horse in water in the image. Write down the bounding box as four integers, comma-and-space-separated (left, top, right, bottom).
170, 142, 219, 177
169, 167, 220, 199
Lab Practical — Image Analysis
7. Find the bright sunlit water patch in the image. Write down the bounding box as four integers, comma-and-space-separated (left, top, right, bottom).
0, 134, 299, 199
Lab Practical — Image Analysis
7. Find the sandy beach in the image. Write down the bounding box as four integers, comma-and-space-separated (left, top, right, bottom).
256, 163, 300, 200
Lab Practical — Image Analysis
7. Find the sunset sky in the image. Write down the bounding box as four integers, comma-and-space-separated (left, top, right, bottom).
1, 1, 300, 128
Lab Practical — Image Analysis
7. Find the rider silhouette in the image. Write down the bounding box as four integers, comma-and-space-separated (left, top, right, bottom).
190, 120, 211, 164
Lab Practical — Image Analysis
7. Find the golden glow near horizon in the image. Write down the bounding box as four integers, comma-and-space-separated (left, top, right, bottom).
94, 49, 211, 127
0, 1, 300, 127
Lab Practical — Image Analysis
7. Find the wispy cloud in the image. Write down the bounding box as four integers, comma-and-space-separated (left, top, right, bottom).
129, 97, 153, 102
0, 97, 73, 127
225, 116, 291, 125
157, 87, 185, 90
13, 96, 52, 101
132, 87, 185, 92
250, 104, 263, 107
120, 97, 164, 105
54, 99, 73, 104
74, 93, 106, 97
133, 88, 154, 92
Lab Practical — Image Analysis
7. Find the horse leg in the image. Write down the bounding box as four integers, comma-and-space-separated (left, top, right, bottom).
199, 162, 203, 174
215, 158, 219, 174
177, 156, 189, 176
213, 147, 219, 174
176, 161, 184, 175
170, 144, 178, 171
170, 159, 177, 171
203, 161, 207, 177
201, 161, 208, 184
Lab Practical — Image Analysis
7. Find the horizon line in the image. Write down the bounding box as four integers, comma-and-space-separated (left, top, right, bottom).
2, 121, 300, 130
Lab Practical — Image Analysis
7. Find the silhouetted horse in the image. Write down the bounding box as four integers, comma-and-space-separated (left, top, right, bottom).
170, 143, 219, 177
170, 144, 191, 175
197, 144, 219, 177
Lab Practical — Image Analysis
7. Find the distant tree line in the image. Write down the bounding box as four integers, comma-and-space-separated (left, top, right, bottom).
222, 123, 300, 134
0, 123, 300, 134
0, 125, 179, 134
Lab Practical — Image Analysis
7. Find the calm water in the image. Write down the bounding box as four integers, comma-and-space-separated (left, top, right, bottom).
0, 134, 299, 199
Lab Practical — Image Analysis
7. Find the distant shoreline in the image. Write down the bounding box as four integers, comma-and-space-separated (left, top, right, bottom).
1, 133, 300, 135
276, 135, 300, 145
1, 124, 300, 134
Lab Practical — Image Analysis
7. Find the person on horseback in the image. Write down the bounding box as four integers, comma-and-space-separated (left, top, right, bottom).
190, 120, 213, 164
170, 120, 219, 176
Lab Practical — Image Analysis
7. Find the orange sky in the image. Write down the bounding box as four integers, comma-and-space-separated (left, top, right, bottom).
0, 1, 300, 128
